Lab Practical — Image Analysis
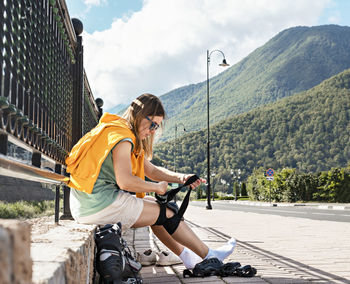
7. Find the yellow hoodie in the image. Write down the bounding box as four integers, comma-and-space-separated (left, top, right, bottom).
66, 113, 146, 198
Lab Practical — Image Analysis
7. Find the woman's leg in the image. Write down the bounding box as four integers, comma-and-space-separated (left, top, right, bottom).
151, 225, 203, 269
141, 197, 203, 268
143, 196, 184, 255
151, 225, 183, 255
142, 196, 186, 256
132, 199, 209, 258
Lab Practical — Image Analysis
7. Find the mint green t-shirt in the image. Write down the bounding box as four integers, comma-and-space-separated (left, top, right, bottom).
70, 138, 133, 217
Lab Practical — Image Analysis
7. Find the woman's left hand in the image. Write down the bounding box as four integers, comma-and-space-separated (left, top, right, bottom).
181, 174, 206, 189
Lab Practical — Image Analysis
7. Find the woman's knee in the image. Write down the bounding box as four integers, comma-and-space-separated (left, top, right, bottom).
134, 200, 174, 228
144, 199, 174, 219
165, 207, 175, 218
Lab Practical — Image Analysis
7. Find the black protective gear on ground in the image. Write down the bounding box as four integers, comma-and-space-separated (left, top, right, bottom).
94, 223, 142, 284
233, 264, 257, 277
97, 249, 124, 283
183, 257, 223, 277
183, 257, 257, 278
95, 223, 123, 251
218, 261, 241, 276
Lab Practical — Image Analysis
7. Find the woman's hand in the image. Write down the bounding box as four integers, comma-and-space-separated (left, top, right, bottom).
181, 174, 206, 189
155, 181, 168, 195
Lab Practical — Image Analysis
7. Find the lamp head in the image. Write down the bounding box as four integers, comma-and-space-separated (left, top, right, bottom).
219, 59, 229, 67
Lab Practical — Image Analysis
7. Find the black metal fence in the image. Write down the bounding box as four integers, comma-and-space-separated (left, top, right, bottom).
0, 0, 101, 166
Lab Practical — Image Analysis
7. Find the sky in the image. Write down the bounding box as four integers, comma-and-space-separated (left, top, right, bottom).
65, 0, 350, 111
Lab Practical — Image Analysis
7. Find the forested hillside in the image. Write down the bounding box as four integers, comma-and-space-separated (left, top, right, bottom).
159, 25, 350, 141
154, 69, 350, 186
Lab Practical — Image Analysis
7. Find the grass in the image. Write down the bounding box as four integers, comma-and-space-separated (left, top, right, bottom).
0, 200, 56, 219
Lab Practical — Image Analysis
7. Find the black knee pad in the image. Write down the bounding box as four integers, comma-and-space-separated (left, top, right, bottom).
153, 202, 182, 235
154, 202, 167, 225
163, 213, 182, 235
153, 177, 197, 235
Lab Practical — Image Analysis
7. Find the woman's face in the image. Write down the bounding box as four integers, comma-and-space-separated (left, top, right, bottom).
138, 115, 163, 140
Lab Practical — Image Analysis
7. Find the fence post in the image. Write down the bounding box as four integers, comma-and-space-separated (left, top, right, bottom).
0, 132, 8, 155
71, 18, 84, 145
60, 167, 73, 220
55, 185, 60, 224
60, 185, 73, 220
54, 164, 62, 224
32, 151, 41, 168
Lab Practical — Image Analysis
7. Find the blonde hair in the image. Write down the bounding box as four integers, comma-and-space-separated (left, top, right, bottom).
122, 94, 165, 159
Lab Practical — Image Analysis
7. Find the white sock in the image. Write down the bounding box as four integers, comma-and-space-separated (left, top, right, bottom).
179, 247, 203, 269
204, 238, 237, 261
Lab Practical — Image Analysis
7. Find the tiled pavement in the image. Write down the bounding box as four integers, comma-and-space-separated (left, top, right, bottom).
123, 202, 350, 284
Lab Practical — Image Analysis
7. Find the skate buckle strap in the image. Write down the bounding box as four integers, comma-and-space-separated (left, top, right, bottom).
155, 175, 199, 204
155, 175, 199, 222
218, 262, 241, 277
234, 264, 257, 277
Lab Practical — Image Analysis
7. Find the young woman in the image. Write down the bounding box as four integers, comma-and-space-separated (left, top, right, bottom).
66, 93, 236, 269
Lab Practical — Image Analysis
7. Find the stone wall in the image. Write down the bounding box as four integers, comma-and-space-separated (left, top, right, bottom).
31, 218, 96, 283
0, 218, 96, 284
0, 219, 32, 284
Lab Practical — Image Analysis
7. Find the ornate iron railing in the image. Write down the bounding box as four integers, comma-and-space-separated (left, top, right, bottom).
83, 73, 100, 135
0, 0, 101, 166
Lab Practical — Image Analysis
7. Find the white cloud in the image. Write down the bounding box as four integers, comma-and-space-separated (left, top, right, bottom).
82, 0, 330, 110
327, 11, 341, 24
83, 0, 107, 7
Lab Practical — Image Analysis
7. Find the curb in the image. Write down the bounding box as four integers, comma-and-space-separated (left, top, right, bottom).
226, 200, 350, 210
317, 205, 350, 210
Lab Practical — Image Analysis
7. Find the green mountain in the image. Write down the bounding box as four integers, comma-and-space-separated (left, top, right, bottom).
154, 68, 350, 185
159, 25, 350, 141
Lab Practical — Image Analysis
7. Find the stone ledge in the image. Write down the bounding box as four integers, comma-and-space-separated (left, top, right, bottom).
31, 218, 96, 284
1, 217, 146, 284
0, 219, 32, 284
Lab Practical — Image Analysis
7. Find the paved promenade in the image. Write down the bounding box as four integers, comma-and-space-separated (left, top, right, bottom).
127, 201, 350, 284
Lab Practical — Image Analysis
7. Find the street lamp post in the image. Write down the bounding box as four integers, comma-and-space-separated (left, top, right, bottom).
237, 169, 241, 197
211, 172, 216, 201
206, 50, 229, 210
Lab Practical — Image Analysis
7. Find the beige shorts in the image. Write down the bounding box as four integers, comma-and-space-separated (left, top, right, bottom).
74, 190, 144, 229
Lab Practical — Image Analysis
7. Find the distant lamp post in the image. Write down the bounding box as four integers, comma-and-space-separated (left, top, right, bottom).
211, 172, 216, 201
206, 50, 229, 210
231, 168, 241, 201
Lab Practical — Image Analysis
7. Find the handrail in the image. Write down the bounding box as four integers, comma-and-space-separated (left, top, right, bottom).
0, 154, 69, 223
0, 154, 68, 185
